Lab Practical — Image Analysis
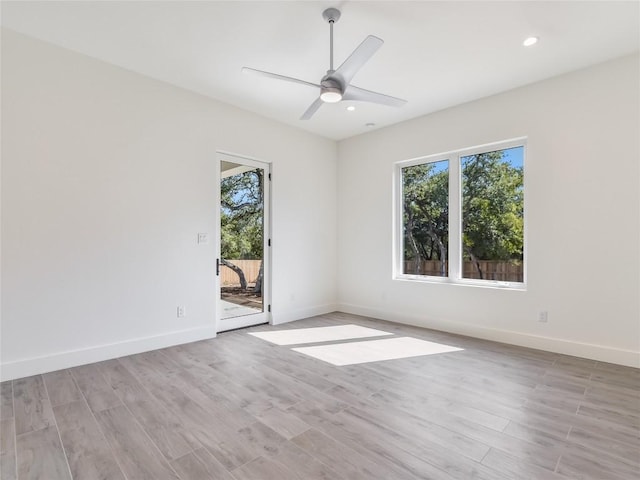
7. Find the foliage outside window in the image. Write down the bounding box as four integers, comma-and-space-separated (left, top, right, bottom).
221, 168, 264, 260
461, 147, 524, 281
397, 140, 525, 287
221, 168, 264, 293
402, 160, 449, 276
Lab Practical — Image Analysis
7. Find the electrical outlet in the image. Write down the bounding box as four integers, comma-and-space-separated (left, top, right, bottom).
538, 310, 548, 323
177, 306, 186, 318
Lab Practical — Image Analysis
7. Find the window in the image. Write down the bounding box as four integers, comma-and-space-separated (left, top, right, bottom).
401, 159, 449, 277
461, 146, 524, 282
396, 139, 525, 287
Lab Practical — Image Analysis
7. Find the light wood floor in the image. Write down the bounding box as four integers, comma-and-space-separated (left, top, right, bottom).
1, 312, 639, 479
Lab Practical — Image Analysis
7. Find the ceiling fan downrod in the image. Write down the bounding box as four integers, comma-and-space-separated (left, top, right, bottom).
322, 8, 341, 72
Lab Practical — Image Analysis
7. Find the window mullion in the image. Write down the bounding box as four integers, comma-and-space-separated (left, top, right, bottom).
448, 154, 462, 280
394, 164, 405, 277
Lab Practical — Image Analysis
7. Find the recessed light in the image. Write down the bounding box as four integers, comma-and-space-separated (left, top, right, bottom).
523, 36, 539, 47
346, 105, 355, 111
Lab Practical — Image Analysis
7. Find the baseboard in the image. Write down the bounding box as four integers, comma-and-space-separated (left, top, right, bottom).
5, 305, 635, 380
0, 325, 217, 381
337, 303, 640, 368
272, 303, 338, 326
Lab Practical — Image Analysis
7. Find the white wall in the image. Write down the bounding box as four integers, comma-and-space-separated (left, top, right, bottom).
2, 29, 638, 380
337, 54, 640, 367
1, 29, 338, 380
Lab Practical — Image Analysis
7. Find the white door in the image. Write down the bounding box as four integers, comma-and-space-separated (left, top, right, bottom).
216, 152, 271, 332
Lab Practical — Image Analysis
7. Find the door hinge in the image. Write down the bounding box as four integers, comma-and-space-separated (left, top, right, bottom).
268, 238, 271, 247
268, 304, 271, 313
268, 173, 271, 181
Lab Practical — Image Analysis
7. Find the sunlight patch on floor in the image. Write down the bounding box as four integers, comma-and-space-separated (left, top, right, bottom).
292, 337, 463, 366
248, 324, 392, 345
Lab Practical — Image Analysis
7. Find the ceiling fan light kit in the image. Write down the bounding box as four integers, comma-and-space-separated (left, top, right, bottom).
242, 7, 407, 120
320, 87, 342, 103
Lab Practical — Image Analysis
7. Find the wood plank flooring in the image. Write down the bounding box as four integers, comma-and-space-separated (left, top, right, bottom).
1, 312, 639, 479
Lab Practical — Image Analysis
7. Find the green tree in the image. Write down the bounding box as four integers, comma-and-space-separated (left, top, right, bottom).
462, 151, 524, 278
403, 150, 523, 280
221, 168, 264, 291
402, 162, 449, 276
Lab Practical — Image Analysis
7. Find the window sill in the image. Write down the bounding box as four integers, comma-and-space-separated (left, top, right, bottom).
393, 275, 527, 291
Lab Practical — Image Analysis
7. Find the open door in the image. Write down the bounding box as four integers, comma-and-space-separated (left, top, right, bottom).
216, 153, 270, 332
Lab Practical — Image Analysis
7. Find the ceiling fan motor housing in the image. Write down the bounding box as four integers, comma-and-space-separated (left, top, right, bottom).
321, 74, 342, 90
320, 74, 344, 103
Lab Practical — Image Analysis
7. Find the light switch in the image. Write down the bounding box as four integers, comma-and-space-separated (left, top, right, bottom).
198, 233, 209, 244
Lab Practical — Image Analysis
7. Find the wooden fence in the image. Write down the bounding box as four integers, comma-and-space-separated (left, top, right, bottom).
222, 259, 522, 286
404, 260, 523, 282
221, 259, 262, 286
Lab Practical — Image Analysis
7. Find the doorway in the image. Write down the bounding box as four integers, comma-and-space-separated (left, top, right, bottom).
216, 153, 270, 332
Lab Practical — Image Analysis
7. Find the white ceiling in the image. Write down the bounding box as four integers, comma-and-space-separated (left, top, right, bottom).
2, 1, 639, 140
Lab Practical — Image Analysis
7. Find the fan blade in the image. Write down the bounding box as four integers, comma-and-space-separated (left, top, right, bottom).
343, 85, 407, 107
242, 67, 320, 89
334, 35, 384, 84
300, 97, 324, 120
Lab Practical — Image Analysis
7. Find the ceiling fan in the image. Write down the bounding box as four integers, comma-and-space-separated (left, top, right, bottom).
242, 8, 407, 120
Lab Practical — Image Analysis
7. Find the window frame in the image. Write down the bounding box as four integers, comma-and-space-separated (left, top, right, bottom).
394, 137, 527, 290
